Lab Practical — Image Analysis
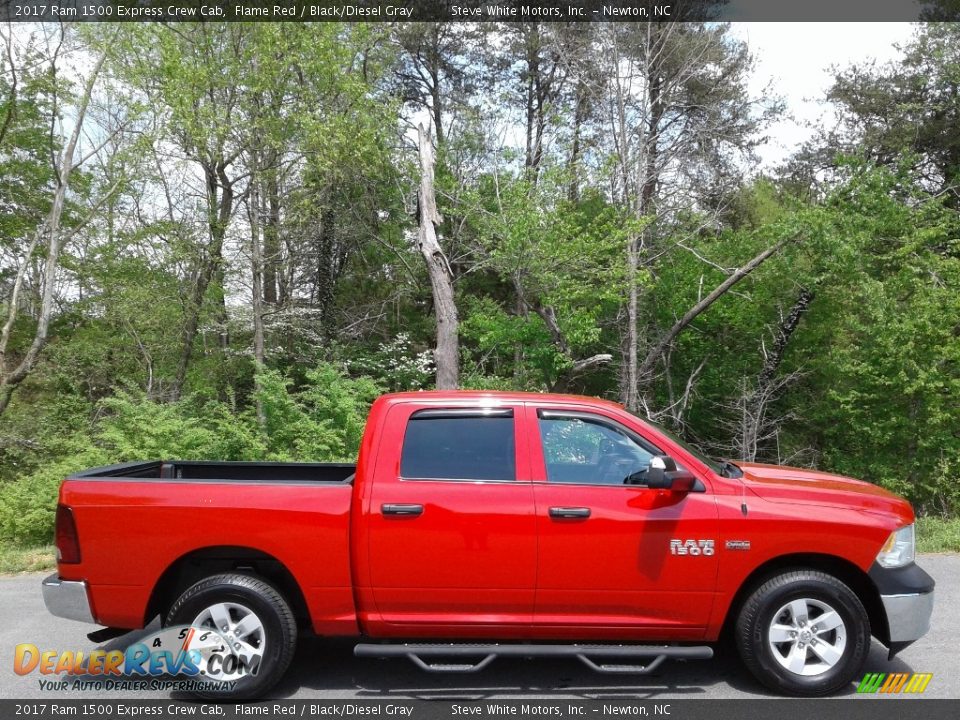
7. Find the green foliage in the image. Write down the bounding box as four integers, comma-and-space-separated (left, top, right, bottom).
0, 363, 380, 544
460, 172, 629, 388
458, 372, 526, 392
0, 36, 64, 245
96, 393, 233, 460
0, 446, 110, 546
631, 161, 959, 517
792, 164, 960, 513
1, 22, 958, 556
296, 364, 383, 455
829, 23, 960, 195
253, 364, 381, 461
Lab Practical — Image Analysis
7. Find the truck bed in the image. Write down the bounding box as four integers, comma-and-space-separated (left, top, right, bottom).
68, 460, 356, 483
59, 460, 358, 634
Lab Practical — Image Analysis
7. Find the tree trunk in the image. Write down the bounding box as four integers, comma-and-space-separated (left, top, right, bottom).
171, 162, 234, 401
567, 79, 587, 202
624, 232, 641, 411
623, 46, 664, 412
263, 167, 280, 305
734, 286, 815, 461
757, 287, 815, 389
521, 23, 554, 183
214, 264, 229, 351
315, 207, 336, 335
524, 25, 540, 174
513, 292, 526, 381
249, 173, 266, 428
417, 124, 459, 390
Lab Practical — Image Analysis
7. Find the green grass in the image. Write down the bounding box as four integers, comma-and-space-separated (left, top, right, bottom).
916, 516, 960, 553
0, 543, 56, 574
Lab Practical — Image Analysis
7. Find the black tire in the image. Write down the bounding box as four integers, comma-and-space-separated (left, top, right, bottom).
735, 570, 870, 696
165, 573, 297, 700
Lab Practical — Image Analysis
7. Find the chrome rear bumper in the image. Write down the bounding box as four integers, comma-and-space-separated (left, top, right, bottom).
41, 573, 96, 624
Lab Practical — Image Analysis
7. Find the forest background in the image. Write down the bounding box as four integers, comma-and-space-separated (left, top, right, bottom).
1, 20, 959, 570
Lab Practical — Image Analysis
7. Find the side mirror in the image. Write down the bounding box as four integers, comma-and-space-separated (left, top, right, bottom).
667, 470, 697, 493
645, 455, 672, 488
645, 455, 696, 492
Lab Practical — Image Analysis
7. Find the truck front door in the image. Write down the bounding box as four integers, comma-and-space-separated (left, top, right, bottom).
529, 405, 719, 638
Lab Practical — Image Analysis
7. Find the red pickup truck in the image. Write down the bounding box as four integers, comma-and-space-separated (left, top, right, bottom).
42, 391, 933, 699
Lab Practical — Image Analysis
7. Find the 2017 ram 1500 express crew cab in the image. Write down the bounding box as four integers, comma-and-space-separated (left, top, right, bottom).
42, 391, 934, 698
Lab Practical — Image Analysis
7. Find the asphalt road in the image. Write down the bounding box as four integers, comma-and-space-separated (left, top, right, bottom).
1, 554, 955, 700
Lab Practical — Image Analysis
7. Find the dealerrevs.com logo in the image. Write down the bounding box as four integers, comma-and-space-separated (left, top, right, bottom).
13, 625, 257, 691
857, 672, 933, 694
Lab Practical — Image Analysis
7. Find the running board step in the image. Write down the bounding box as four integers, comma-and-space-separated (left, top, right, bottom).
86, 627, 130, 644
353, 643, 712, 674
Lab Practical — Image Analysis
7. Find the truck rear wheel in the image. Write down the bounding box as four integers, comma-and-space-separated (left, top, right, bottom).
735, 569, 870, 696
165, 573, 297, 700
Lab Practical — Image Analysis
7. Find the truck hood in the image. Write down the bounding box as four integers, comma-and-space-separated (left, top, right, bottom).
736, 461, 913, 521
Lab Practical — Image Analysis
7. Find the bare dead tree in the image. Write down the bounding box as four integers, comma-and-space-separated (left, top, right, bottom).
641, 350, 707, 429
721, 287, 815, 461
758, 287, 815, 389
0, 24, 18, 150
636, 234, 798, 388
0, 51, 108, 416
416, 123, 459, 389
247, 163, 267, 427
596, 23, 778, 411
722, 372, 802, 462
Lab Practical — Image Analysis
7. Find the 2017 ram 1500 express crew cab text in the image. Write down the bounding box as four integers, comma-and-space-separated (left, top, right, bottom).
42, 391, 934, 698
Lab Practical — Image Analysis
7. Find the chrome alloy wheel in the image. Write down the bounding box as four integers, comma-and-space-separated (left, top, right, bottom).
767, 598, 847, 676
192, 602, 265, 680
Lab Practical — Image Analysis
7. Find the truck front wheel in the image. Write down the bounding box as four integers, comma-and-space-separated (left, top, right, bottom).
735, 570, 870, 696
165, 573, 297, 700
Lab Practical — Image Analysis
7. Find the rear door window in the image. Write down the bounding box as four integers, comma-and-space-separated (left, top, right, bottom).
400, 410, 516, 481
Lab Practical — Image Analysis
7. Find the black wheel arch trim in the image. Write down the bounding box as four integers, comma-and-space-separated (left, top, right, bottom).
867, 561, 935, 596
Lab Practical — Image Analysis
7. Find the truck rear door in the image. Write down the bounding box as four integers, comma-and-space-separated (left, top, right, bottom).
361, 402, 536, 633
527, 403, 719, 638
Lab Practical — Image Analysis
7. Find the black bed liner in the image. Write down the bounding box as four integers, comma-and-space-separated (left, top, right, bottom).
67, 460, 356, 483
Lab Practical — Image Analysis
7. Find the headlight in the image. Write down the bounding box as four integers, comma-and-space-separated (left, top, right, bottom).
876, 523, 915, 568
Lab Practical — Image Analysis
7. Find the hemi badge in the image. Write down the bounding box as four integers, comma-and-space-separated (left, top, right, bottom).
726, 540, 751, 551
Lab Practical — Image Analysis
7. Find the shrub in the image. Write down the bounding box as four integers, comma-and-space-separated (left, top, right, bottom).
254, 363, 381, 461
0, 447, 111, 545
0, 363, 381, 545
